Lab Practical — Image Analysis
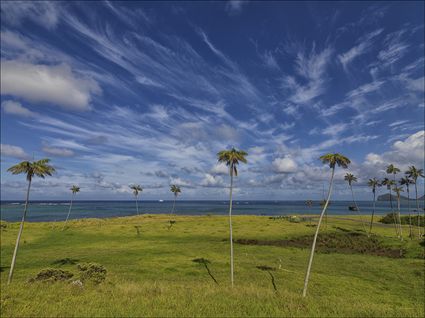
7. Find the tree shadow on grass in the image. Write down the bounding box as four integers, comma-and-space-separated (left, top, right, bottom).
51, 258, 79, 266
0, 266, 10, 273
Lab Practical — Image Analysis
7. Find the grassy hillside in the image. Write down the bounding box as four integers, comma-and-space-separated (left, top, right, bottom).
0, 215, 424, 317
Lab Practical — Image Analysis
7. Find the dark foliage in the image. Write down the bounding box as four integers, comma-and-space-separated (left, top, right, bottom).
379, 213, 424, 226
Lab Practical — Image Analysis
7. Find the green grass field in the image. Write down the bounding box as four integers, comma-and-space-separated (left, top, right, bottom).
0, 214, 424, 317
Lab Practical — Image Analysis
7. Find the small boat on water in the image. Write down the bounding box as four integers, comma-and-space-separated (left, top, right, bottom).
159, 200, 164, 202
348, 206, 358, 211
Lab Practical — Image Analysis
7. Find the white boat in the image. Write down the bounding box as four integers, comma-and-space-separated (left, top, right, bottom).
159, 200, 164, 202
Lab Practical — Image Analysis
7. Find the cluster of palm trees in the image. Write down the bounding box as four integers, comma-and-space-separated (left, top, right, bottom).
5, 151, 424, 299
366, 165, 424, 240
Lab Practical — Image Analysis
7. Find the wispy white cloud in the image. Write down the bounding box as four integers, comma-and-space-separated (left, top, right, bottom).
42, 145, 75, 157
225, 0, 247, 15
281, 44, 333, 105
338, 28, 383, 70
1, 1, 60, 29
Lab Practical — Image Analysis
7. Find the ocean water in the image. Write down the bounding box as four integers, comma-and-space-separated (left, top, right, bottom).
1, 200, 423, 222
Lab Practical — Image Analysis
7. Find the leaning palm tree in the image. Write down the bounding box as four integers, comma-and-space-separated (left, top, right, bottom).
406, 166, 425, 237
130, 184, 143, 215
344, 173, 367, 233
302, 153, 350, 297
367, 178, 381, 235
400, 177, 414, 238
6, 159, 55, 284
217, 147, 248, 288
382, 177, 399, 236
393, 186, 404, 240
62, 185, 80, 230
170, 184, 181, 215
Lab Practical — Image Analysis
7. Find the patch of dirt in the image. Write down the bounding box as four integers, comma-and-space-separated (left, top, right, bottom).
235, 232, 405, 258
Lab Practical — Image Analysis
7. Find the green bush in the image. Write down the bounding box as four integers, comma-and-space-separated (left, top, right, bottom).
379, 213, 424, 226
77, 263, 107, 284
29, 268, 73, 283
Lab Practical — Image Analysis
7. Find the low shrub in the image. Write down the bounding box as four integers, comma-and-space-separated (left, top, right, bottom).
77, 263, 107, 284
379, 213, 424, 226
29, 268, 73, 283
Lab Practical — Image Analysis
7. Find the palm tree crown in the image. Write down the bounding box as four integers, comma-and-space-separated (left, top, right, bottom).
130, 184, 143, 196
319, 153, 351, 169
399, 177, 413, 188
217, 148, 248, 176
170, 184, 181, 196
367, 178, 380, 193
386, 164, 400, 175
406, 166, 424, 182
382, 178, 395, 189
393, 186, 404, 197
344, 173, 357, 186
7, 159, 55, 181
70, 185, 80, 194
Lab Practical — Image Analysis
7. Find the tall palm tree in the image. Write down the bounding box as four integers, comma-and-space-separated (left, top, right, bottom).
393, 186, 404, 240
386, 164, 400, 207
400, 177, 414, 238
63, 185, 80, 230
130, 184, 143, 215
217, 147, 248, 288
406, 166, 425, 237
6, 159, 55, 284
367, 178, 381, 235
302, 153, 350, 297
344, 173, 367, 233
305, 200, 313, 225
170, 184, 181, 215
382, 178, 399, 236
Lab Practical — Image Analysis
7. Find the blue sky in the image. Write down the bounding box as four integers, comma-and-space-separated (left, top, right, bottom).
1, 1, 424, 200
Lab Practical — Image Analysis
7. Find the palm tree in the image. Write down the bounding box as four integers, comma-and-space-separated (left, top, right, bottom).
217, 147, 248, 287
170, 184, 181, 215
130, 184, 143, 215
6, 159, 55, 284
400, 177, 414, 238
62, 185, 80, 230
386, 164, 400, 207
382, 177, 399, 236
367, 178, 381, 235
344, 173, 367, 233
302, 153, 350, 297
393, 186, 404, 240
406, 166, 425, 237
305, 200, 313, 225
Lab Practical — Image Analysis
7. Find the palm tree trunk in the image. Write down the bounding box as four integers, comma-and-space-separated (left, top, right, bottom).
8, 178, 32, 285
62, 193, 74, 231
229, 169, 234, 288
397, 196, 403, 240
407, 188, 412, 239
302, 167, 335, 297
369, 190, 376, 235
389, 188, 399, 237
415, 182, 421, 238
135, 194, 139, 215
350, 185, 367, 234
171, 195, 176, 215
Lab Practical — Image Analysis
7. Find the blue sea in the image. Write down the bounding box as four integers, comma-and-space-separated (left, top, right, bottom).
1, 200, 422, 222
